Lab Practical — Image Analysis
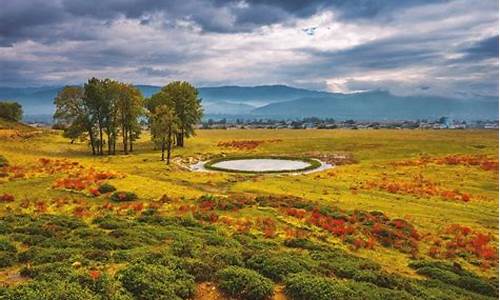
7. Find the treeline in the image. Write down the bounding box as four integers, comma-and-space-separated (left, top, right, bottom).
0, 101, 23, 121
54, 78, 202, 163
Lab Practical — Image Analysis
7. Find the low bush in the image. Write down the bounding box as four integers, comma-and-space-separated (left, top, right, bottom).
283, 238, 324, 250
18, 247, 80, 265
180, 258, 214, 282
201, 246, 244, 271
92, 215, 130, 230
217, 266, 274, 300
110, 191, 138, 202
0, 239, 17, 253
170, 238, 202, 258
118, 263, 195, 300
0, 252, 15, 267
413, 266, 496, 296
246, 252, 313, 281
7, 279, 100, 300
284, 273, 351, 300
98, 183, 116, 194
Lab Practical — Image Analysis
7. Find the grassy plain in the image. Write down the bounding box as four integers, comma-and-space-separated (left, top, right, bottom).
0, 125, 498, 299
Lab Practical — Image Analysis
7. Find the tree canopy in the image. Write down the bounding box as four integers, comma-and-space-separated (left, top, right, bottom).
54, 78, 143, 155
0, 101, 23, 121
54, 78, 202, 161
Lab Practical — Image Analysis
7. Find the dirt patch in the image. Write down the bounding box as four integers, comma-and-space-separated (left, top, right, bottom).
304, 151, 357, 165
0, 267, 25, 287
0, 129, 42, 140
194, 282, 289, 300
195, 282, 226, 300
217, 139, 282, 150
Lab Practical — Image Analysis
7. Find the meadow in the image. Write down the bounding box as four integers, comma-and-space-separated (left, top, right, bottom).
0, 125, 498, 299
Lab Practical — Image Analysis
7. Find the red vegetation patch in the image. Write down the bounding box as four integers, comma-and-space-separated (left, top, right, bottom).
0, 158, 83, 182
393, 154, 498, 172
52, 168, 118, 195
0, 193, 15, 202
89, 270, 101, 280
256, 217, 277, 238
196, 194, 256, 211
428, 224, 498, 268
265, 193, 422, 255
364, 174, 473, 202
217, 139, 282, 150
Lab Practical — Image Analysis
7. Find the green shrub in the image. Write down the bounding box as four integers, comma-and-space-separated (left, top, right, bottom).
284, 273, 352, 300
0, 252, 15, 267
201, 246, 244, 271
246, 252, 313, 281
78, 272, 133, 300
217, 266, 274, 300
7, 280, 99, 300
415, 266, 496, 296
344, 281, 415, 300
110, 191, 138, 202
18, 247, 80, 264
0, 239, 16, 253
180, 258, 214, 282
93, 215, 131, 230
136, 251, 183, 269
118, 263, 195, 300
283, 238, 323, 250
19, 262, 76, 280
409, 260, 497, 297
98, 183, 117, 194
170, 238, 202, 258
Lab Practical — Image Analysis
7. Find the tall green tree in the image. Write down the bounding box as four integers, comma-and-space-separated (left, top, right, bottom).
160, 81, 202, 147
55, 78, 143, 156
0, 101, 23, 121
53, 86, 97, 154
151, 104, 178, 163
116, 83, 143, 154
83, 78, 109, 155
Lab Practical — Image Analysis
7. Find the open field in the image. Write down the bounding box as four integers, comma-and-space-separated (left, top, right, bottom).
0, 127, 498, 299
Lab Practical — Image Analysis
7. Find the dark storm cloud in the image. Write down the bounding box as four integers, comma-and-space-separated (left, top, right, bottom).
0, 0, 497, 99
246, 0, 444, 19
0, 0, 450, 45
462, 35, 499, 60
137, 67, 178, 77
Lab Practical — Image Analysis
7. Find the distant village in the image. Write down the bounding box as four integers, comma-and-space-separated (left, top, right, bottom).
197, 117, 499, 130
25, 116, 499, 131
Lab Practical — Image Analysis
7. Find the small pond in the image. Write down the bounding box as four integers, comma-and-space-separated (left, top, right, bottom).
210, 158, 311, 172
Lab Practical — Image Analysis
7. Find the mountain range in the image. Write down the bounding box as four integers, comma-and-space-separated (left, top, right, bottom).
0, 85, 497, 122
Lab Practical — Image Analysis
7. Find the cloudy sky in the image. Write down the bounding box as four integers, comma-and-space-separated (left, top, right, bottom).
0, 0, 498, 98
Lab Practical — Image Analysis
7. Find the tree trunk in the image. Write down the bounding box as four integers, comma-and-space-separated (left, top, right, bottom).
176, 129, 184, 147
122, 125, 128, 155
112, 133, 116, 155
88, 127, 96, 155
129, 128, 133, 152
107, 131, 112, 155
98, 125, 103, 155
161, 137, 165, 161
167, 128, 172, 165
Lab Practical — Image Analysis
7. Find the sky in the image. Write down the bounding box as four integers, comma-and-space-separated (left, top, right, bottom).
0, 0, 498, 98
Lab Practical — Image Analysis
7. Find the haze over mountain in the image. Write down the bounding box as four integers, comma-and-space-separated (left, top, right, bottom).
0, 85, 497, 122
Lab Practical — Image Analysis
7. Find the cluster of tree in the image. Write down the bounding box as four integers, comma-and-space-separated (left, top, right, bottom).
0, 101, 23, 121
145, 81, 203, 164
54, 78, 143, 155
54, 78, 203, 163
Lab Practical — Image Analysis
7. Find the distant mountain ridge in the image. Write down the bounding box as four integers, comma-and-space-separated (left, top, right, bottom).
252, 91, 498, 120
0, 85, 497, 121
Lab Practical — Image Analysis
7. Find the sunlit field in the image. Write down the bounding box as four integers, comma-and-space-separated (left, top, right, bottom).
0, 126, 498, 299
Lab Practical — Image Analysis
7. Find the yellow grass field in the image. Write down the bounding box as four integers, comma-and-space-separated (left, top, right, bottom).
0, 127, 498, 299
